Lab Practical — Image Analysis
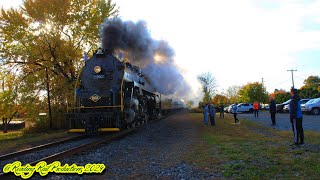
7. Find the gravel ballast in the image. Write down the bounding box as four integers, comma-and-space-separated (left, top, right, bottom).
42, 110, 220, 179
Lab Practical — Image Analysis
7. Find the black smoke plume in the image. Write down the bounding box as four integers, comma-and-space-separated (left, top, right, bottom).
101, 18, 190, 96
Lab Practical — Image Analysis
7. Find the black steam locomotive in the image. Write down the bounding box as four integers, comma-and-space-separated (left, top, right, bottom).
66, 48, 161, 134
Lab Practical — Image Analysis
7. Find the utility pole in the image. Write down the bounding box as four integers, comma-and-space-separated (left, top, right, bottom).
46, 67, 53, 129
287, 69, 297, 88
261, 78, 264, 85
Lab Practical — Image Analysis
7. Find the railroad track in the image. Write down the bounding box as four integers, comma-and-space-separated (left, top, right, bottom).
0, 135, 85, 161
28, 129, 133, 166
0, 110, 180, 178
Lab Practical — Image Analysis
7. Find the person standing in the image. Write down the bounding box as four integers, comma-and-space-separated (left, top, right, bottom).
232, 103, 239, 124
253, 101, 259, 117
209, 104, 216, 126
289, 88, 304, 146
219, 103, 224, 119
269, 97, 276, 125
203, 104, 209, 125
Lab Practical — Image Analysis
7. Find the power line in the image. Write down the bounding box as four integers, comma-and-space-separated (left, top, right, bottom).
287, 69, 297, 88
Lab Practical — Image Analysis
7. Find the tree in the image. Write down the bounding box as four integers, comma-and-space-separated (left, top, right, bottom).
185, 100, 194, 109
197, 72, 216, 104
299, 75, 320, 98
0, 69, 45, 133
270, 89, 290, 104
226, 85, 240, 103
0, 0, 119, 128
211, 94, 228, 105
238, 82, 268, 103
0, 72, 19, 133
302, 76, 320, 89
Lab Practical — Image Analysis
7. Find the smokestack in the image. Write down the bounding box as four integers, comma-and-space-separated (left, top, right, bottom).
101, 18, 191, 97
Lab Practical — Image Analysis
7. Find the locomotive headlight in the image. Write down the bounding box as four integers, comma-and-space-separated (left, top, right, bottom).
94, 66, 102, 74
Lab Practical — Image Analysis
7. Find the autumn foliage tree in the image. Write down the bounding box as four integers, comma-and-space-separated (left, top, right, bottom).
269, 89, 290, 104
238, 82, 268, 103
211, 94, 228, 105
0, 0, 118, 129
0, 69, 45, 132
0, 72, 19, 132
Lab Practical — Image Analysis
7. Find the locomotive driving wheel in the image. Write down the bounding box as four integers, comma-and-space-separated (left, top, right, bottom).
127, 121, 136, 129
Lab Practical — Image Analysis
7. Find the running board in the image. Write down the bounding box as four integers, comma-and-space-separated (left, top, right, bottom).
68, 128, 120, 133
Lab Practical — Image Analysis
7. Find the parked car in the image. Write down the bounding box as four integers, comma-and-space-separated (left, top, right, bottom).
283, 98, 311, 113
237, 103, 254, 113
301, 98, 320, 115
225, 105, 233, 113
276, 99, 291, 113
261, 104, 269, 110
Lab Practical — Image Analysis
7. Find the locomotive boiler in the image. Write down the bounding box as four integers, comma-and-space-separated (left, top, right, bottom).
67, 48, 161, 135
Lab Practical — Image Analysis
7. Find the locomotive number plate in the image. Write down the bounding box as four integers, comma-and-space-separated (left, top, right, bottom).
90, 94, 101, 102
93, 75, 105, 79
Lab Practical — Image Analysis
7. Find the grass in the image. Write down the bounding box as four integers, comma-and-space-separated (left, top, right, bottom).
0, 130, 71, 155
184, 113, 320, 179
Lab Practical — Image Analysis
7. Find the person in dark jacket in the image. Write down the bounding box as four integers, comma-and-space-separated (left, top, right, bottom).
269, 97, 276, 125
219, 103, 224, 119
289, 88, 304, 146
209, 104, 216, 126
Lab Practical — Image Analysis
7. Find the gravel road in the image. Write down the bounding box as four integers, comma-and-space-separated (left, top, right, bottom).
237, 111, 320, 131
41, 110, 219, 179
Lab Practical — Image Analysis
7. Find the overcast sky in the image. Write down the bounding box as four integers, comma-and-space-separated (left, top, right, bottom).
2, 0, 320, 97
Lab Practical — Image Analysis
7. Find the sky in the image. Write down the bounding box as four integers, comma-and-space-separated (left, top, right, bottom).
1, 0, 320, 99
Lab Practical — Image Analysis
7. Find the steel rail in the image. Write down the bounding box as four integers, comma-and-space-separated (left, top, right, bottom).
0, 135, 86, 161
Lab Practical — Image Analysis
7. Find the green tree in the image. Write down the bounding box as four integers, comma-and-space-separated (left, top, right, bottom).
185, 100, 194, 109
197, 72, 216, 105
238, 82, 268, 103
0, 0, 118, 128
299, 75, 320, 98
302, 76, 320, 89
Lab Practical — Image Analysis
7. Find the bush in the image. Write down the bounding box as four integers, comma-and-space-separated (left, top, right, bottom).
22, 116, 50, 134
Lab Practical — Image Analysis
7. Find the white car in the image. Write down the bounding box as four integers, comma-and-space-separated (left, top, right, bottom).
237, 103, 254, 113
225, 105, 233, 113
301, 98, 320, 115
283, 99, 311, 113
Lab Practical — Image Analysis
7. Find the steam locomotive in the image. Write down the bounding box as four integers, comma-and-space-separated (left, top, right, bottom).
66, 48, 161, 134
